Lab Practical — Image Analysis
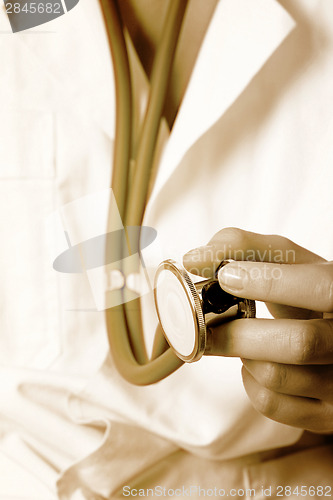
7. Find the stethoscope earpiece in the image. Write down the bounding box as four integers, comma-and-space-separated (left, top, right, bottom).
154, 260, 256, 362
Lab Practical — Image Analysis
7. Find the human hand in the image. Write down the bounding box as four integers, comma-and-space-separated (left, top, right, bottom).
183, 228, 333, 433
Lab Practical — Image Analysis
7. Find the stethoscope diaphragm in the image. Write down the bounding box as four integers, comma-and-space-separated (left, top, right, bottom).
154, 259, 256, 362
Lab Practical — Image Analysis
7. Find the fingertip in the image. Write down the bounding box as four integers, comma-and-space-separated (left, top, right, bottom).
182, 244, 218, 277
182, 260, 213, 277
182, 247, 201, 263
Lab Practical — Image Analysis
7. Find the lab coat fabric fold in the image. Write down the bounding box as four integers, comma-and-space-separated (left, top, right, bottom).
1, 0, 333, 498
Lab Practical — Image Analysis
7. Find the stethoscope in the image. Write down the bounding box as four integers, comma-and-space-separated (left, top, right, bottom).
99, 0, 255, 385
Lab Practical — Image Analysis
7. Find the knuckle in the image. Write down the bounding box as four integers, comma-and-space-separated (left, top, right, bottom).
306, 402, 333, 434
291, 323, 320, 364
261, 362, 287, 391
273, 234, 292, 246
272, 234, 294, 251
217, 227, 248, 248
319, 403, 333, 433
315, 266, 333, 312
260, 267, 274, 296
281, 236, 296, 250
327, 280, 333, 313
254, 387, 278, 417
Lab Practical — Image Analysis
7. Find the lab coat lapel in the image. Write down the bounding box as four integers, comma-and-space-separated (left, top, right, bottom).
147, 0, 296, 211
2, 0, 115, 140
5, 0, 296, 201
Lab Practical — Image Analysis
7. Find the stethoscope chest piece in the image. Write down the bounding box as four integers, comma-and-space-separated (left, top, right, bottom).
154, 259, 256, 362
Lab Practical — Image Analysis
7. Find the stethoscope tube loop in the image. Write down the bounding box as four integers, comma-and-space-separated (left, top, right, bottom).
101, 0, 189, 384
100, 0, 256, 382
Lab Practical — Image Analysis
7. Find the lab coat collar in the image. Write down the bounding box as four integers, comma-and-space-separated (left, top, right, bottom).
146, 0, 296, 210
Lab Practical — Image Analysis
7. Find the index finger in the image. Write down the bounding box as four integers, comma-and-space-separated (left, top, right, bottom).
206, 318, 333, 365
183, 228, 325, 278
218, 261, 333, 313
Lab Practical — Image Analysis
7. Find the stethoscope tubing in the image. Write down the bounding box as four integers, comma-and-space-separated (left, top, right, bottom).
100, 0, 188, 384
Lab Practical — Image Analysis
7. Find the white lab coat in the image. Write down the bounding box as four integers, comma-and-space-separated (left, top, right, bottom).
0, 0, 333, 498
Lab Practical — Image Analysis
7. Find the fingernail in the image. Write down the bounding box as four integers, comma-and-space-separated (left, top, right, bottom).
218, 265, 248, 292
